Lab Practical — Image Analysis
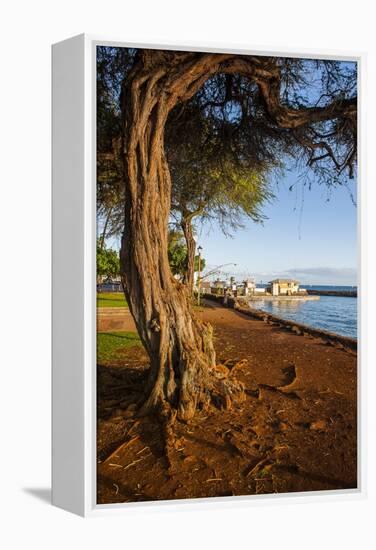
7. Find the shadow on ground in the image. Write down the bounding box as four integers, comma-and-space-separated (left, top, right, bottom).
23, 488, 51, 504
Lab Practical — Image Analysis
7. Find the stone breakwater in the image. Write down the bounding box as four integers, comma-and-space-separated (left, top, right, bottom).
203, 293, 357, 352
247, 294, 319, 301
306, 289, 357, 297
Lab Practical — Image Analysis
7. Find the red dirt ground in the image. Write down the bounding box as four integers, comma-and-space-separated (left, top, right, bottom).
97, 301, 357, 504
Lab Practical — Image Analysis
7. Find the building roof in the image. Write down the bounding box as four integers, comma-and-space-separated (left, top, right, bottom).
269, 278, 300, 284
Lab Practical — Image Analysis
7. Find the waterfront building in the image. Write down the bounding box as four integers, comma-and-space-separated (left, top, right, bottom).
242, 278, 255, 295
200, 281, 211, 294
267, 278, 301, 296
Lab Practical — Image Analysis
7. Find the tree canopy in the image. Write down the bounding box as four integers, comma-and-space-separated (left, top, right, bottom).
97, 48, 356, 243
168, 230, 206, 280
167, 97, 274, 234
96, 240, 120, 282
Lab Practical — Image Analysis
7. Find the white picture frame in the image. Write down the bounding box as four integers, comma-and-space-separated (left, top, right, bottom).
52, 34, 366, 517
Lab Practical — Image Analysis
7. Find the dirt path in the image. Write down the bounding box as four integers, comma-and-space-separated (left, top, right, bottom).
97, 301, 357, 504
97, 307, 136, 332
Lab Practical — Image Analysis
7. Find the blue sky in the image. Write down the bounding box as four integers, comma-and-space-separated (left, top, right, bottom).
197, 169, 357, 286
194, 59, 358, 286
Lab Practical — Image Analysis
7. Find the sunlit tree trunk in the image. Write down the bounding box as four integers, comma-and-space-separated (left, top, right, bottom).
99, 206, 113, 250
119, 52, 243, 420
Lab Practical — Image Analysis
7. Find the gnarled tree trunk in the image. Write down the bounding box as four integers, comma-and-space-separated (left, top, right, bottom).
119, 52, 246, 420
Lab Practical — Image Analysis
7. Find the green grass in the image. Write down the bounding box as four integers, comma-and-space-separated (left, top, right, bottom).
97, 292, 128, 308
97, 331, 141, 363
97, 293, 207, 309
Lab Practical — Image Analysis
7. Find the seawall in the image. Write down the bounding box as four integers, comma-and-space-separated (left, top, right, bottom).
306, 289, 357, 297
247, 294, 319, 301
202, 293, 357, 352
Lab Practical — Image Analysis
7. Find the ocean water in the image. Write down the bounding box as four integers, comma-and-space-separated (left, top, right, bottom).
250, 286, 357, 338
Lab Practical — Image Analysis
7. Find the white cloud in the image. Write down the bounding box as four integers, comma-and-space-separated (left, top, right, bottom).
282, 267, 357, 285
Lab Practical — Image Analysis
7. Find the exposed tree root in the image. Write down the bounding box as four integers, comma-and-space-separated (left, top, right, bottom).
132, 358, 248, 469
208, 375, 246, 412
154, 403, 177, 471
134, 341, 248, 422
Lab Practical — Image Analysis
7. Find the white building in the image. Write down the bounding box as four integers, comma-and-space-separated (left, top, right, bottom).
267, 279, 300, 296
243, 278, 256, 295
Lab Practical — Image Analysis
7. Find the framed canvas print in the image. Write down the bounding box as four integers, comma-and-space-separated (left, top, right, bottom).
52, 34, 365, 516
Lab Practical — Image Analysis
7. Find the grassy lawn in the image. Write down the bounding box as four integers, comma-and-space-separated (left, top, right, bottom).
97, 331, 141, 363
97, 292, 128, 308
97, 293, 208, 310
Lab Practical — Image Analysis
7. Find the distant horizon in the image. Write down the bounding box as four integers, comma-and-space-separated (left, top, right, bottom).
194, 165, 357, 286
200, 273, 357, 287
199, 264, 357, 287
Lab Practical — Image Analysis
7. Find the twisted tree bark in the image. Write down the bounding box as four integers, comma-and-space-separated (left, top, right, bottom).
119, 52, 244, 420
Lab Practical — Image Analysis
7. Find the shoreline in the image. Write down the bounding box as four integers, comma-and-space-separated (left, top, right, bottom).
236, 297, 357, 350
246, 295, 320, 302
203, 293, 357, 348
